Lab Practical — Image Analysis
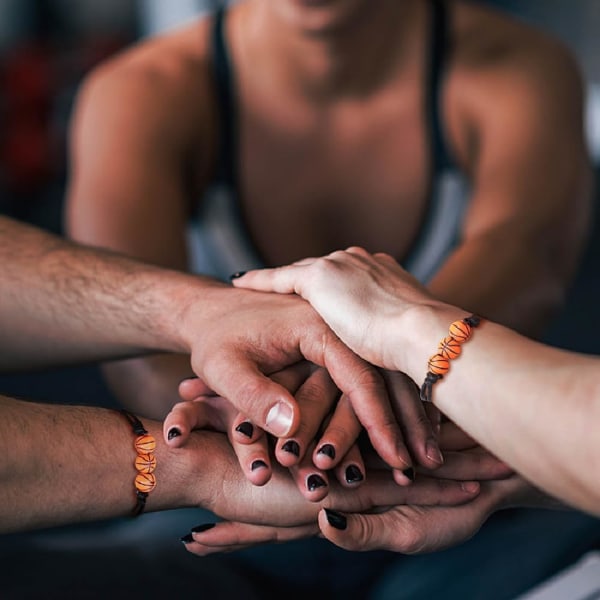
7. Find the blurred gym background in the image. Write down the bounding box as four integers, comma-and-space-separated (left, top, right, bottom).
0, 0, 598, 407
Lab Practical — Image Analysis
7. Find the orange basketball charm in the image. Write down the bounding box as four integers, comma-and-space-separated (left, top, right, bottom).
449, 319, 472, 342
427, 353, 450, 376
420, 315, 482, 404
135, 453, 157, 474
135, 472, 157, 493
438, 336, 462, 360
135, 434, 156, 454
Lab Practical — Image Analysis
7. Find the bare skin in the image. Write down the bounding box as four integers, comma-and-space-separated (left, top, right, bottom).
67, 0, 591, 414
65, 0, 592, 553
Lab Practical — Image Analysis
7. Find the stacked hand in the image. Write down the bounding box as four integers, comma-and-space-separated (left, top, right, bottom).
164, 372, 516, 555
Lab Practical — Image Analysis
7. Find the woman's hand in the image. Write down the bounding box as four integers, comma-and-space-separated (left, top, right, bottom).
231, 247, 438, 370
165, 366, 446, 495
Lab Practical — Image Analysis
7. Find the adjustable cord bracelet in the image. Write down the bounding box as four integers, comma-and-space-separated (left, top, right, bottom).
420, 314, 481, 404
120, 409, 157, 517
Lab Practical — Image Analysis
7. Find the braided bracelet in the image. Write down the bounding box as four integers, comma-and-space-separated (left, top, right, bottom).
419, 314, 481, 403
120, 409, 157, 517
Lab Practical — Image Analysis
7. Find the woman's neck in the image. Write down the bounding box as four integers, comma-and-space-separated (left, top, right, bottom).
239, 0, 422, 100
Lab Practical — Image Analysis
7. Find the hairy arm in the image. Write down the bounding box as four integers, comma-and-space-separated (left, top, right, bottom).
65, 41, 215, 416
433, 32, 592, 335
0, 215, 208, 369
0, 393, 479, 534
0, 395, 207, 533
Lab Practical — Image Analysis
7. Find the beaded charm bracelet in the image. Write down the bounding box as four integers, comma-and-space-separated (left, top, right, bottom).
419, 314, 481, 404
120, 409, 157, 517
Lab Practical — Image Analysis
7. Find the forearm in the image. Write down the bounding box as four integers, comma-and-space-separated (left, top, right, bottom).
0, 216, 224, 370
395, 303, 600, 515
0, 395, 209, 533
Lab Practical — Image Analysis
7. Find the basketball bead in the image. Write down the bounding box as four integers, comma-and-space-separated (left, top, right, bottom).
135, 434, 156, 454
428, 353, 450, 376
135, 472, 156, 493
438, 336, 462, 359
449, 320, 472, 342
135, 453, 157, 474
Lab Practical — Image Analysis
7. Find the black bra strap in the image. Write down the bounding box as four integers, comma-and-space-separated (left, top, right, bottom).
212, 6, 237, 185
428, 0, 454, 171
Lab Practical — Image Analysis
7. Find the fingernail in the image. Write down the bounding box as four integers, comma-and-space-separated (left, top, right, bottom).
191, 523, 216, 534
282, 440, 300, 457
345, 465, 364, 484
251, 459, 268, 471
461, 481, 480, 494
266, 402, 294, 437
307, 474, 327, 491
179, 376, 198, 384
168, 427, 182, 441
325, 509, 347, 530
229, 271, 247, 280
180, 533, 194, 544
402, 467, 415, 482
317, 444, 336, 460
426, 440, 444, 465
235, 421, 254, 438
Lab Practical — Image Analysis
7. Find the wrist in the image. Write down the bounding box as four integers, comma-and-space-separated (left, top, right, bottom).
142, 420, 207, 511
153, 273, 228, 354
389, 301, 471, 383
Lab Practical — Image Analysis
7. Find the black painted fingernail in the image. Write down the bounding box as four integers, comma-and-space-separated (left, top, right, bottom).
168, 427, 182, 441
180, 533, 194, 544
325, 509, 347, 530
317, 444, 336, 460
282, 440, 300, 456
191, 523, 216, 534
251, 460, 268, 471
402, 467, 415, 481
345, 465, 364, 484
235, 421, 254, 438
229, 271, 247, 280
307, 474, 327, 491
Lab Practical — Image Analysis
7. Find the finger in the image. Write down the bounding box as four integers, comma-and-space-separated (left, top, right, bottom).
164, 396, 235, 447
232, 263, 310, 295
228, 420, 273, 486
419, 449, 513, 481
312, 394, 361, 471
276, 368, 340, 467
326, 470, 480, 514
438, 421, 479, 451
165, 397, 273, 486
290, 440, 330, 502
315, 342, 410, 472
181, 521, 319, 556
232, 361, 313, 447
382, 370, 443, 471
202, 352, 303, 438
319, 492, 484, 554
424, 402, 442, 437
178, 376, 217, 401
332, 441, 366, 488
319, 508, 398, 552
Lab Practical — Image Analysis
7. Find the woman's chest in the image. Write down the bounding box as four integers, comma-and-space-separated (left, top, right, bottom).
235, 96, 433, 265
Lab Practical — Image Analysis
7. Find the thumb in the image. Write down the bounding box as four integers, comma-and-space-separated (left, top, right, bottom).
318, 509, 391, 552
203, 355, 302, 438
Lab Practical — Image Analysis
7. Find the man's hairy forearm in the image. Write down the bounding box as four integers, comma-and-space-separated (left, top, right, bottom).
0, 395, 204, 533
0, 216, 222, 370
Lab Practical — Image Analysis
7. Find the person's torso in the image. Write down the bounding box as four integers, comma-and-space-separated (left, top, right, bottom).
188, 0, 470, 282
